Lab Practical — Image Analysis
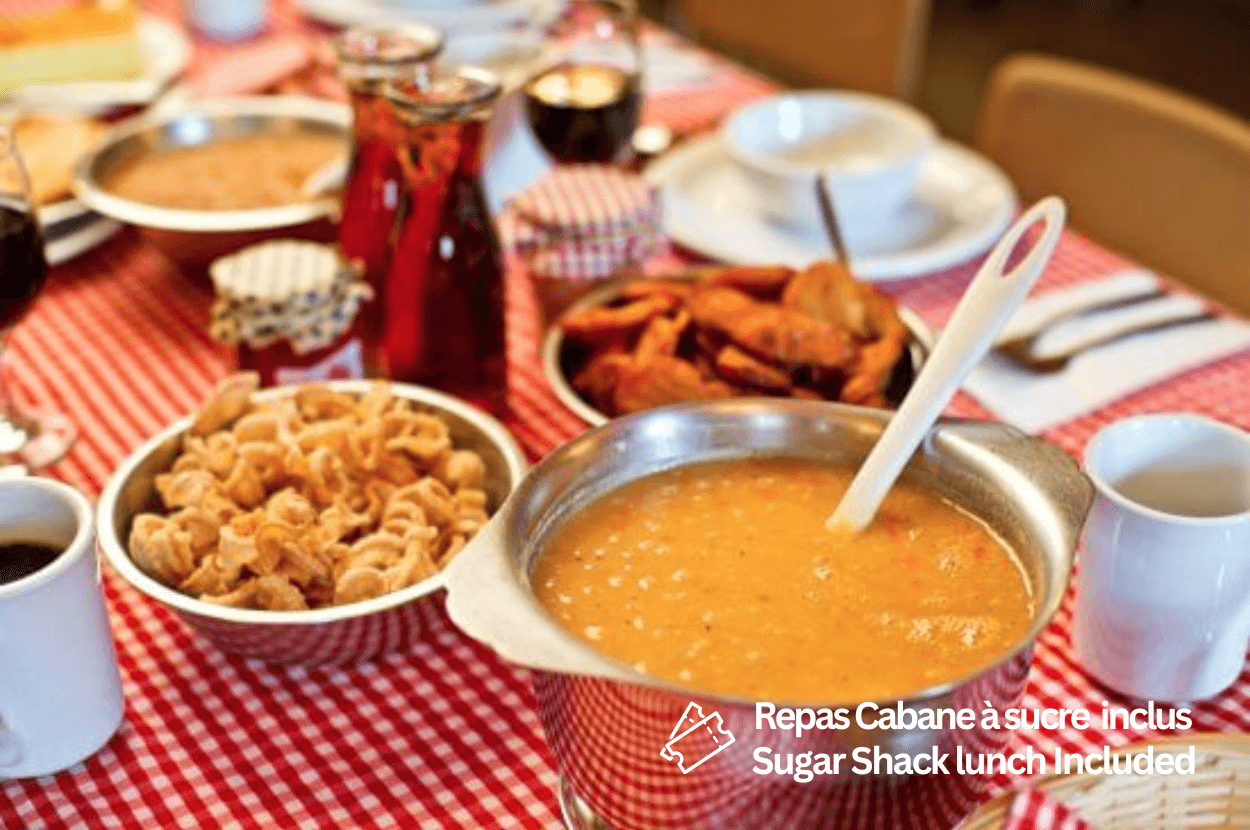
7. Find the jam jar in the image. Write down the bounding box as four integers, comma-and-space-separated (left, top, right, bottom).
209, 240, 376, 386
381, 65, 507, 417
512, 165, 664, 327
333, 24, 443, 364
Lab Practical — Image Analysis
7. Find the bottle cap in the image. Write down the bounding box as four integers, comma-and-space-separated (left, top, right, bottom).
333, 25, 444, 90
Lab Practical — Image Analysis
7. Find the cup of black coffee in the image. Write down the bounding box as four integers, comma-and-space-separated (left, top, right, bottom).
0, 477, 124, 778
0, 540, 62, 585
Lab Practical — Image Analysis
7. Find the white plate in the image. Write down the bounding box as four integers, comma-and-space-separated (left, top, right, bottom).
15, 15, 192, 115
45, 214, 122, 266
645, 135, 1017, 281
39, 196, 90, 229
294, 0, 559, 35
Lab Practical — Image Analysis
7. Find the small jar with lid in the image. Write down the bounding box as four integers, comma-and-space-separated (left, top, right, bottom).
512, 166, 665, 326
209, 240, 377, 386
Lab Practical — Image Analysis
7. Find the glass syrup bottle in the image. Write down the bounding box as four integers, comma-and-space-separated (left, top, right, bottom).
333, 25, 442, 367
382, 66, 507, 416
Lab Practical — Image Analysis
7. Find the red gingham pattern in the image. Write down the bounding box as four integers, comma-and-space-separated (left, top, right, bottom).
1003, 788, 1093, 830
640, 30, 778, 138
3, 4, 1250, 828
513, 167, 660, 232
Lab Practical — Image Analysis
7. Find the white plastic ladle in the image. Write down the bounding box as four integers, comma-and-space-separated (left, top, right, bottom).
827, 196, 1067, 533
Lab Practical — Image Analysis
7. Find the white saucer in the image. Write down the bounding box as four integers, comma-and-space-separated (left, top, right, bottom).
645, 135, 1017, 281
39, 196, 90, 230
15, 15, 192, 115
45, 214, 122, 266
294, 0, 559, 35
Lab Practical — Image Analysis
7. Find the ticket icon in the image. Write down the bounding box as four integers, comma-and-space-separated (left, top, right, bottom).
660, 702, 735, 774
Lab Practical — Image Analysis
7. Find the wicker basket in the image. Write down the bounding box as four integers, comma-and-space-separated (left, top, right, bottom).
956, 736, 1250, 829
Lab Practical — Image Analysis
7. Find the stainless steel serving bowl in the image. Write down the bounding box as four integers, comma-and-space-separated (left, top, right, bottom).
71, 96, 350, 271
97, 380, 527, 666
445, 400, 1092, 829
541, 278, 935, 426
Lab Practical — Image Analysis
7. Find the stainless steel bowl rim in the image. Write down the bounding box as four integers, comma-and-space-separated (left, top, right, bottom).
540, 276, 937, 426
97, 380, 528, 626
446, 398, 1092, 709
71, 96, 350, 233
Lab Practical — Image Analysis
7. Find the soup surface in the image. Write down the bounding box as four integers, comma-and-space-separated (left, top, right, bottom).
105, 132, 344, 211
533, 458, 1034, 702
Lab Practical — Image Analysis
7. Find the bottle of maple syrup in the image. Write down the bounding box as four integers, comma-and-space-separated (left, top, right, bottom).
381, 65, 508, 417
333, 25, 443, 374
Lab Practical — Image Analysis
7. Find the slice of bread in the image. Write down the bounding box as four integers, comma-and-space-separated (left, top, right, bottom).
5, 115, 106, 206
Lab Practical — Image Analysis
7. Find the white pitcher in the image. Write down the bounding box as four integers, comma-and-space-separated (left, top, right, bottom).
1074, 413, 1250, 702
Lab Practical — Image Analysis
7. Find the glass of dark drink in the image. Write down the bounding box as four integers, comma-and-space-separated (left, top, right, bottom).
0, 126, 75, 470
524, 0, 643, 165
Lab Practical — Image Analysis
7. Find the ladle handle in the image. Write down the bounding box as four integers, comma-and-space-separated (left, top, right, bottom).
827, 196, 1067, 533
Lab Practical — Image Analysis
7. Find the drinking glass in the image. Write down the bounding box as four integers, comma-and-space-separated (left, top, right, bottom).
0, 126, 76, 469
523, 0, 643, 165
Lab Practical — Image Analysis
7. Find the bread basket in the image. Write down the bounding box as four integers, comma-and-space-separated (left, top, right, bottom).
957, 735, 1250, 829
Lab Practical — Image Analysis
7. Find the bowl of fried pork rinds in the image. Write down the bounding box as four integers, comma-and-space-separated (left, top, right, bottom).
97, 376, 527, 665
542, 261, 934, 425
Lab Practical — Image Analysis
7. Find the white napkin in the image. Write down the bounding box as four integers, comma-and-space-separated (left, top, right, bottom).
643, 43, 715, 94
963, 270, 1250, 433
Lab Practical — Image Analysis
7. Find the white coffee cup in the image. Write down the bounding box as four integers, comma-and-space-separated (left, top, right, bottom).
187, 0, 269, 41
0, 478, 125, 779
1073, 413, 1250, 702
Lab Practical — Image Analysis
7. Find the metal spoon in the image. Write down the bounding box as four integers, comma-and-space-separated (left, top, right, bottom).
993, 269, 1161, 348
827, 196, 1067, 533
998, 294, 1213, 372
813, 173, 851, 267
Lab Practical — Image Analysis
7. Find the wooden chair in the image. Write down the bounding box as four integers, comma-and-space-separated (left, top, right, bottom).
975, 53, 1250, 314
672, 0, 931, 100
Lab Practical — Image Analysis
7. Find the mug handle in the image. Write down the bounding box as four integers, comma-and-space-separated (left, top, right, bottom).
0, 715, 23, 768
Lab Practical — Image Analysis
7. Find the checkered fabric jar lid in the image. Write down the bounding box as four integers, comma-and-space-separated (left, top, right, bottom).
209, 240, 374, 355
513, 166, 665, 280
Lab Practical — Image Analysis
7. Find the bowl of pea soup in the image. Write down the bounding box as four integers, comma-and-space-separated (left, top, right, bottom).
444, 399, 1093, 830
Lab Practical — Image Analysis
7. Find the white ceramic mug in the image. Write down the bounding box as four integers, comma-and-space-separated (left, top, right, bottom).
187, 0, 269, 41
0, 478, 125, 779
1073, 414, 1250, 701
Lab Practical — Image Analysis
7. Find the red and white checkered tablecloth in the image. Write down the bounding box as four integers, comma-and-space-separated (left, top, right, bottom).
3, 3, 1250, 828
